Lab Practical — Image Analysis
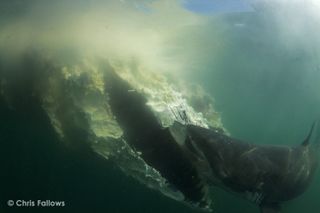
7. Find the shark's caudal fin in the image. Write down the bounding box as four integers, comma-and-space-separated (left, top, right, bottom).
302, 122, 316, 146
301, 120, 320, 147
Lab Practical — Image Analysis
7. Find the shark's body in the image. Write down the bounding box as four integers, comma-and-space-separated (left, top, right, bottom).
104, 69, 319, 213
186, 124, 319, 213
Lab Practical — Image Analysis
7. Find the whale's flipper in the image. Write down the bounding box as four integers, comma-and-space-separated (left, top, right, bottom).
260, 203, 281, 213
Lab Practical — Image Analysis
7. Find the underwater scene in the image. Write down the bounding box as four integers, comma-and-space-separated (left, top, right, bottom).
1, 0, 320, 213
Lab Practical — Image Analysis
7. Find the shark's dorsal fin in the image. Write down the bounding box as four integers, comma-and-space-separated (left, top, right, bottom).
169, 121, 187, 146
302, 121, 316, 146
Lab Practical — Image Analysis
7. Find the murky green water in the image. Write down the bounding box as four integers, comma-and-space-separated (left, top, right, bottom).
186, 9, 320, 213
1, 1, 320, 213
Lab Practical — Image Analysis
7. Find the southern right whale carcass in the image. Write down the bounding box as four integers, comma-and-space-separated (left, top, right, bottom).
185, 123, 320, 213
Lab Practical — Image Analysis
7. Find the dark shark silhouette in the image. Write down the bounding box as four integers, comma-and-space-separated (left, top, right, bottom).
185, 123, 319, 213
104, 68, 319, 212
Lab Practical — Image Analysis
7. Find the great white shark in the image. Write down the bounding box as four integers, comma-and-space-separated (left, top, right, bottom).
104, 68, 319, 212
184, 123, 320, 213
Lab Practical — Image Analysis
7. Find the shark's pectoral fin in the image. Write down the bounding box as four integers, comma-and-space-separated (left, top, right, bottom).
260, 203, 281, 213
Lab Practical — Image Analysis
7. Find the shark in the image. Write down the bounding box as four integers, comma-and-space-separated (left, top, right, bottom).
184, 123, 320, 213
104, 68, 319, 212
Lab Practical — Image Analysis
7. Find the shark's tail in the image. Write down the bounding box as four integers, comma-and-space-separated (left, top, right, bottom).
301, 120, 320, 149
